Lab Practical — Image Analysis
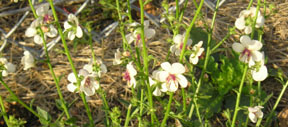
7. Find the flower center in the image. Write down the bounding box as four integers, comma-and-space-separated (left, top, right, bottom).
241, 48, 251, 61
123, 71, 131, 81
41, 26, 49, 33
84, 77, 92, 88
166, 74, 176, 82
179, 42, 184, 50
43, 14, 53, 24
135, 34, 141, 46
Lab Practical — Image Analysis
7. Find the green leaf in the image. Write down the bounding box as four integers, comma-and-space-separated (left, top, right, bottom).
65, 117, 77, 125
37, 106, 51, 126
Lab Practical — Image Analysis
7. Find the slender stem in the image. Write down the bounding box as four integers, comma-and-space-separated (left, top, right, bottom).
247, 0, 254, 9
47, 1, 93, 126
139, 0, 155, 124
179, 0, 205, 62
99, 86, 110, 126
179, 0, 189, 23
264, 80, 288, 127
210, 27, 235, 53
188, 0, 220, 120
27, 0, 71, 119
181, 88, 186, 112
0, 96, 9, 127
0, 78, 45, 121
250, 0, 261, 38
175, 0, 179, 19
127, 0, 133, 23
231, 65, 248, 127
161, 92, 173, 127
124, 104, 132, 127
139, 88, 144, 126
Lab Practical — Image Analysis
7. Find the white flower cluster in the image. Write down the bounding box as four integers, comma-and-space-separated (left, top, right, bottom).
0, 57, 16, 77
235, 7, 265, 34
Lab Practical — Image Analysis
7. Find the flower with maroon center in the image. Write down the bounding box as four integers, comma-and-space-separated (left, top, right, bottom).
64, 14, 83, 41
67, 69, 99, 96
170, 33, 192, 56
123, 62, 137, 88
158, 62, 188, 92
125, 20, 155, 47
232, 35, 263, 63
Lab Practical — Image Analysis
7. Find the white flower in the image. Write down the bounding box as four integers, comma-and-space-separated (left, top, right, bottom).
113, 48, 122, 65
235, 7, 265, 34
232, 35, 263, 63
149, 70, 162, 96
64, 14, 83, 40
158, 62, 188, 92
248, 106, 264, 123
123, 62, 137, 88
189, 41, 204, 65
67, 69, 99, 96
83, 58, 107, 77
125, 20, 155, 46
0, 58, 16, 77
249, 52, 268, 81
21, 51, 35, 70
25, 5, 57, 45
170, 33, 192, 56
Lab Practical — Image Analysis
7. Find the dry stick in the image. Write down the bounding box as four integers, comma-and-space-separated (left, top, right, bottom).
48, 0, 94, 126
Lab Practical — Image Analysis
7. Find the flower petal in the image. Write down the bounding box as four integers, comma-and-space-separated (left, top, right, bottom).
190, 55, 199, 65
79, 69, 89, 76
144, 28, 155, 39
240, 35, 251, 46
249, 112, 257, 123
6, 63, 16, 73
252, 65, 268, 81
125, 33, 134, 44
173, 34, 183, 44
25, 27, 37, 37
127, 62, 137, 76
235, 17, 246, 30
252, 51, 263, 62
46, 25, 58, 38
153, 87, 162, 96
67, 83, 77, 92
161, 62, 172, 72
34, 34, 44, 45
232, 43, 245, 53
83, 64, 93, 74
160, 83, 168, 92
68, 72, 77, 83
67, 31, 75, 41
169, 81, 178, 92
76, 26, 83, 38
249, 40, 262, 51
177, 74, 188, 88
158, 71, 169, 82
171, 63, 185, 74
64, 21, 72, 29
244, 26, 252, 34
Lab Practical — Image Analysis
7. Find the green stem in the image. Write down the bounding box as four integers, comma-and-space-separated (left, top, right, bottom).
127, 0, 133, 23
175, 0, 179, 19
188, 0, 220, 120
139, 0, 155, 124
181, 88, 186, 112
247, 0, 254, 9
0, 96, 9, 127
99, 86, 110, 126
250, 0, 261, 38
124, 104, 132, 127
28, 0, 71, 119
179, 0, 205, 62
179, 0, 189, 23
210, 27, 235, 53
0, 78, 46, 121
231, 65, 248, 127
264, 80, 288, 127
139, 88, 144, 126
48, 1, 93, 126
160, 92, 173, 127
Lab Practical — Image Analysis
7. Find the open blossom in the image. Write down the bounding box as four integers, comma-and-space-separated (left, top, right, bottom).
67, 69, 99, 96
21, 51, 35, 70
232, 35, 263, 63
25, 5, 57, 45
123, 62, 137, 88
125, 20, 155, 46
113, 48, 122, 65
248, 106, 264, 123
64, 14, 83, 40
249, 52, 268, 81
0, 58, 16, 77
170, 33, 192, 56
83, 58, 107, 77
235, 7, 265, 34
158, 62, 188, 92
189, 41, 204, 65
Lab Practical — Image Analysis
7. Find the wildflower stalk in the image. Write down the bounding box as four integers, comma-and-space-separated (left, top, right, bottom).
27, 0, 71, 118
187, 0, 220, 122
264, 80, 288, 127
127, 0, 133, 23
231, 65, 248, 127
160, 92, 173, 127
175, 0, 179, 19
247, 0, 254, 9
211, 27, 235, 53
139, 88, 144, 126
0, 78, 46, 122
139, 0, 156, 124
179, 0, 205, 62
48, 0, 94, 126
0, 96, 9, 127
250, 0, 261, 38
124, 104, 132, 127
